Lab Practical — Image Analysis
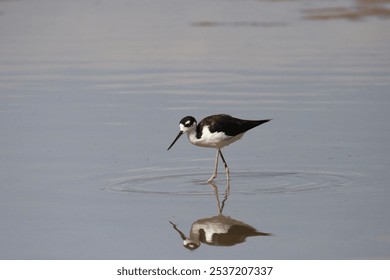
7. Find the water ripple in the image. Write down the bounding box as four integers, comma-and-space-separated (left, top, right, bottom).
107, 167, 354, 196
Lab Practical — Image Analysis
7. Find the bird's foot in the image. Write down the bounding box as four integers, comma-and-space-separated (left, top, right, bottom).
207, 173, 217, 183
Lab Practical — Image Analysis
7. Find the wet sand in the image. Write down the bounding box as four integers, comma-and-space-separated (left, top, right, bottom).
0, 0, 390, 259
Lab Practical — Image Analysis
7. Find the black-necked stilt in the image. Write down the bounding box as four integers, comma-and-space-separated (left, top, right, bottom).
169, 182, 271, 250
167, 114, 271, 182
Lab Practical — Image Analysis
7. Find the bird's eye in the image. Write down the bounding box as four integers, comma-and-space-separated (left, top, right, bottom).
184, 120, 191, 126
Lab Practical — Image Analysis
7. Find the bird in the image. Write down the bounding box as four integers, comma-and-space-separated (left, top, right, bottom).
167, 114, 271, 182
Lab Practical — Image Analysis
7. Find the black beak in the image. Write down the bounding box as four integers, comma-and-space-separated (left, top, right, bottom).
169, 221, 187, 241
167, 131, 183, 151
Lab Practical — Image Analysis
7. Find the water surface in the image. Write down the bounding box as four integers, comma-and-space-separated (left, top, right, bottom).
1, 0, 390, 259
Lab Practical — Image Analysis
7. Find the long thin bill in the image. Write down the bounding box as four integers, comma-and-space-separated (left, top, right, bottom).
167, 131, 183, 151
169, 221, 186, 241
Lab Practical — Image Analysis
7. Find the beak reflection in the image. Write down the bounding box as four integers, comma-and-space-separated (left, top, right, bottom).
169, 182, 271, 250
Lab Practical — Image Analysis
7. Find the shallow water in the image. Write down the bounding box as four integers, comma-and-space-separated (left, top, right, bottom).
1, 0, 390, 259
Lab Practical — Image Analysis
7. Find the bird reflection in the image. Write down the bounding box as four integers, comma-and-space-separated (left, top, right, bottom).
170, 182, 271, 250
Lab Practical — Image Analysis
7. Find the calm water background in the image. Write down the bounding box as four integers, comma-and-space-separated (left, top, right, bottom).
1, 0, 390, 259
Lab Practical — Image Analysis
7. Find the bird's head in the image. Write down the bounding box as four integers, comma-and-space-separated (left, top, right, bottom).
167, 116, 197, 150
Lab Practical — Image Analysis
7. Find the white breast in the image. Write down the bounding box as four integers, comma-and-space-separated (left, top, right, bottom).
188, 126, 244, 149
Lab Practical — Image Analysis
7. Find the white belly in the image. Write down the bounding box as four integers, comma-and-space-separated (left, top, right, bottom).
188, 129, 244, 149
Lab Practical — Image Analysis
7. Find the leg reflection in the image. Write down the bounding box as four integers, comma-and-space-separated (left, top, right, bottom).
169, 181, 271, 250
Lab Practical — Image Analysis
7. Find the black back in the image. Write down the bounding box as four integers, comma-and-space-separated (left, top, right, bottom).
197, 114, 270, 138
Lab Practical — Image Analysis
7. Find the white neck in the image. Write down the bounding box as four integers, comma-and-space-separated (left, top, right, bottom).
186, 129, 199, 145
